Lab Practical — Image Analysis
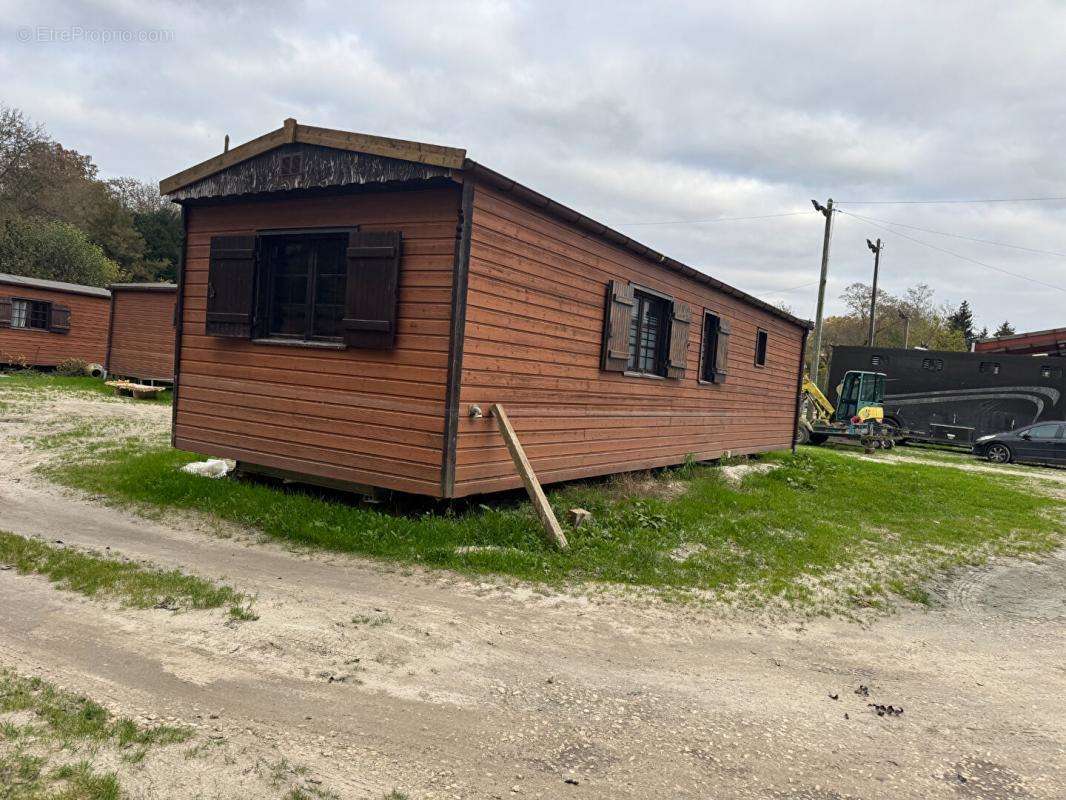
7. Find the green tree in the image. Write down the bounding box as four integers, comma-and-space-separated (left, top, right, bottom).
994, 321, 1016, 337
947, 300, 975, 342
0, 217, 122, 286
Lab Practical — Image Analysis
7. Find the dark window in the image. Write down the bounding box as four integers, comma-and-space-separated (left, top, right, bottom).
755, 329, 768, 367
1025, 423, 1060, 439
1040, 364, 1062, 379
979, 362, 1000, 375
279, 154, 303, 176
261, 233, 348, 341
700, 312, 720, 382
626, 290, 670, 376
11, 299, 50, 330
922, 357, 943, 371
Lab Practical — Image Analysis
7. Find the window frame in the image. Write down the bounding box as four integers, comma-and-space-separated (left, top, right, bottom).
754, 329, 768, 368
10, 297, 51, 332
253, 227, 358, 346
623, 287, 672, 378
699, 310, 721, 385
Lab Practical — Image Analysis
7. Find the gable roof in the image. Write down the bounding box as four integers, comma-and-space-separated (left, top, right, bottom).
160, 118, 465, 196
160, 121, 810, 330
0, 272, 111, 299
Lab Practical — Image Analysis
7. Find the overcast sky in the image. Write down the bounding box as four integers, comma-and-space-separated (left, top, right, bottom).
3, 0, 1065, 332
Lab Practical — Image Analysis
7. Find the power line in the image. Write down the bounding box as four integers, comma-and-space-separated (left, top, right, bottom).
837, 209, 1066, 294
835, 195, 1066, 205
756, 279, 819, 297
616, 211, 811, 226
836, 209, 1066, 258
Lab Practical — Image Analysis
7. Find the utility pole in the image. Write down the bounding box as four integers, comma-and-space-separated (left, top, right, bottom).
900, 311, 910, 348
866, 238, 883, 346
810, 198, 834, 386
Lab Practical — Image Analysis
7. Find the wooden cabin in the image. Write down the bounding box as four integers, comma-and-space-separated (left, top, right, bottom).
160, 120, 810, 498
0, 273, 111, 368
105, 283, 177, 383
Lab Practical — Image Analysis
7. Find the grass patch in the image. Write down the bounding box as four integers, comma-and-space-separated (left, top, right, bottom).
39, 438, 1066, 612
0, 670, 193, 798
0, 531, 256, 620
0, 371, 171, 405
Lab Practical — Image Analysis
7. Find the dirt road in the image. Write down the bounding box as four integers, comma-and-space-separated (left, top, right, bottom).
1, 394, 1065, 798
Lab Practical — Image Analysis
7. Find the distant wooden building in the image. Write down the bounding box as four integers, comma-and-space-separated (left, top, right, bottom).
160, 119, 810, 498
105, 283, 177, 383
974, 327, 1066, 357
0, 273, 111, 368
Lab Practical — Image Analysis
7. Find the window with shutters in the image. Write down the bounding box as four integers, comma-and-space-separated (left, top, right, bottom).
11, 299, 50, 330
260, 233, 348, 342
755, 329, 768, 367
626, 290, 670, 376
698, 311, 730, 384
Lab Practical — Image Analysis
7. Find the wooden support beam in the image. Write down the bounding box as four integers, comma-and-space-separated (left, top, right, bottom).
489, 403, 569, 551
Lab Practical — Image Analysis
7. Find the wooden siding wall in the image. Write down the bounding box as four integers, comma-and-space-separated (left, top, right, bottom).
0, 286, 110, 367
175, 187, 460, 496
453, 183, 805, 497
107, 290, 176, 381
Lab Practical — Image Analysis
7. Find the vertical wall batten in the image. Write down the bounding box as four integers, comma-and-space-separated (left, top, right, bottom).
441, 179, 476, 498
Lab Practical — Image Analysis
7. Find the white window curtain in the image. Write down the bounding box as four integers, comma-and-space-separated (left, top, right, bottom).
11, 299, 28, 328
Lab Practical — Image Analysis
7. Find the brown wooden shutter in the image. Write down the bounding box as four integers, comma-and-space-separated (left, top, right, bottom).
206, 235, 257, 338
714, 318, 731, 383
0, 297, 10, 328
343, 230, 402, 349
666, 302, 691, 379
49, 304, 71, 333
601, 280, 635, 372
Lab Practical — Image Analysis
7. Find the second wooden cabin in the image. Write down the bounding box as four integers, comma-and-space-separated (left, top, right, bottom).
0, 273, 111, 368
161, 120, 810, 498
105, 282, 177, 383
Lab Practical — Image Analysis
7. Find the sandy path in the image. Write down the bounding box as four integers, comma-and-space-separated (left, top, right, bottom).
1, 391, 1065, 798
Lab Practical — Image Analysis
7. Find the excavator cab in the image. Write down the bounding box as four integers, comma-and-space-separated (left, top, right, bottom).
835, 370, 885, 423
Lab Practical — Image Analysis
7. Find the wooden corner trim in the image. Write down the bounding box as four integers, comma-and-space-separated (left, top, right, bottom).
440, 180, 476, 498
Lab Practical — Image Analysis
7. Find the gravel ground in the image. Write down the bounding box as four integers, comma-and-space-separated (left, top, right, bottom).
0, 391, 1064, 799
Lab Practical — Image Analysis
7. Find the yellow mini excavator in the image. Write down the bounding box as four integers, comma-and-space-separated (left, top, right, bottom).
796, 370, 894, 450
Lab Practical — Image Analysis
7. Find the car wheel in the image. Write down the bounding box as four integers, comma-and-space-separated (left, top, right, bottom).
986, 443, 1012, 464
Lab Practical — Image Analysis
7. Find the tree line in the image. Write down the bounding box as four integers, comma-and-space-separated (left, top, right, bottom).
0, 105, 181, 287
809, 281, 1016, 377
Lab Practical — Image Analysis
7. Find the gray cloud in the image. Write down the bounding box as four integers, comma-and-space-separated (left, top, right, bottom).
2, 0, 1065, 331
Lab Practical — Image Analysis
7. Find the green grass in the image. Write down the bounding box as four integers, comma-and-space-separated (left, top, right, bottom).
39, 439, 1066, 611
0, 671, 193, 798
0, 531, 255, 620
0, 371, 171, 404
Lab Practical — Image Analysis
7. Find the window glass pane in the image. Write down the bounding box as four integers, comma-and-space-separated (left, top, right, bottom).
1027, 424, 1059, 439
311, 237, 347, 338
11, 300, 28, 328
639, 298, 664, 373
755, 330, 768, 366
702, 314, 719, 381
269, 240, 312, 336
28, 301, 49, 329
858, 374, 879, 403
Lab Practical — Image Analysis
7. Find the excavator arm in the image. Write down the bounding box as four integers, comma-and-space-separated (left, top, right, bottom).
801, 376, 836, 421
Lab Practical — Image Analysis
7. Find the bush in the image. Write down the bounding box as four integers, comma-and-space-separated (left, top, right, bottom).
0, 218, 121, 287
55, 358, 89, 376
